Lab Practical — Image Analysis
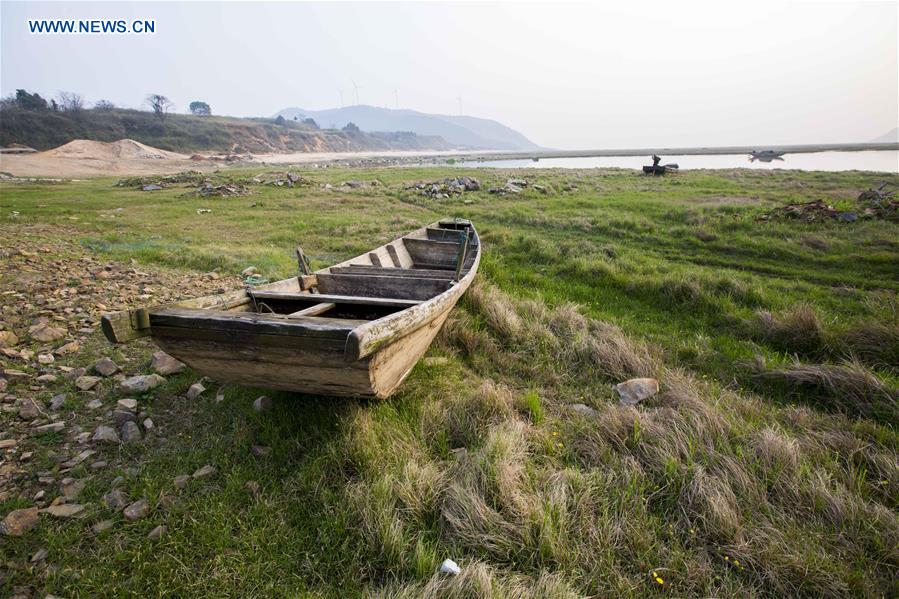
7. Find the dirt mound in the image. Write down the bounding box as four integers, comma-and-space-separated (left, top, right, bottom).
41, 139, 187, 161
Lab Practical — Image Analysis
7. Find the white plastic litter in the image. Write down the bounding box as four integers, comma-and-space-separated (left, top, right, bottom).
438, 559, 461, 575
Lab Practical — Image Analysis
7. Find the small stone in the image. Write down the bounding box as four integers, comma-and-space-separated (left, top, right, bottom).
113, 409, 137, 427
174, 474, 191, 489
29, 321, 66, 342
86, 399, 103, 410
38, 353, 55, 365
61, 479, 84, 500
18, 398, 40, 420
192, 464, 216, 479
253, 395, 272, 413
1, 507, 39, 536
61, 449, 95, 468
123, 499, 150, 521
93, 357, 119, 377
0, 330, 19, 348
34, 490, 45, 500
49, 393, 67, 410
92, 425, 119, 444
142, 417, 154, 431
0, 439, 18, 449
438, 558, 461, 575
75, 431, 91, 443
34, 422, 65, 433
92, 519, 114, 533
251, 445, 270, 458
30, 548, 48, 563
120, 374, 165, 394
110, 476, 125, 487
614, 378, 660, 406
116, 398, 138, 412
241, 266, 257, 276
43, 504, 85, 518
120, 421, 142, 443
55, 341, 80, 355
74, 375, 101, 391
36, 374, 58, 383
150, 351, 185, 376
215, 389, 225, 403
89, 460, 107, 469
103, 489, 128, 510
568, 403, 598, 416
185, 382, 205, 400
147, 525, 167, 540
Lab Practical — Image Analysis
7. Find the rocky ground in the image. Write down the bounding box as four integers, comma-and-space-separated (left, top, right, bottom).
0, 225, 244, 594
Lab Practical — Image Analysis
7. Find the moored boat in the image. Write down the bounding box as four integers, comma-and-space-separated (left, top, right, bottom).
101, 219, 480, 398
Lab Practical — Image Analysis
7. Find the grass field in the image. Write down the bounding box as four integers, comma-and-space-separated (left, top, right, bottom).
1, 166, 897, 597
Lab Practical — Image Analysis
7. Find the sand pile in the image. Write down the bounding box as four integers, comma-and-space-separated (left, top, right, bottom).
41, 139, 187, 161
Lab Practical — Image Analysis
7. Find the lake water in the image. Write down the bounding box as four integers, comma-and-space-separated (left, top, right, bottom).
457, 150, 898, 173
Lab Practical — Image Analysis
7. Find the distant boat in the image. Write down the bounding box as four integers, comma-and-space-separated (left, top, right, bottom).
749, 150, 786, 163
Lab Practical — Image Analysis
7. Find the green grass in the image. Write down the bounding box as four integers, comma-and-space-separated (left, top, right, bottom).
1, 166, 897, 597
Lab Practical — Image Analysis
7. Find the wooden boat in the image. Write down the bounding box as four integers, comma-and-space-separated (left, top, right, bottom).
101, 219, 480, 399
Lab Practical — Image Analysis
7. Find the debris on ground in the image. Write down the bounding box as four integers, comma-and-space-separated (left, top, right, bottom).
758, 198, 898, 222
116, 171, 207, 189
488, 178, 528, 195
406, 176, 480, 199
249, 172, 314, 187
858, 182, 897, 205
614, 377, 660, 406
195, 181, 251, 197
438, 559, 461, 575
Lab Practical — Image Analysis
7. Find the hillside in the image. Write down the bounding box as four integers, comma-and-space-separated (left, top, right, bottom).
0, 107, 452, 154
871, 127, 898, 143
275, 105, 542, 150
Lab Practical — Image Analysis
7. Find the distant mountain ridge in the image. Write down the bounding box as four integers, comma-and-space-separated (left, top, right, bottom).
275, 105, 541, 151
870, 127, 898, 143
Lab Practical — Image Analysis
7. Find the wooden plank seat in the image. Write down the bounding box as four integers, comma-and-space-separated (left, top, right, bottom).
313, 273, 451, 301
331, 265, 457, 278
248, 290, 422, 309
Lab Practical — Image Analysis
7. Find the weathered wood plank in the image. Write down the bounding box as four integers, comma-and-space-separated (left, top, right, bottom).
402, 238, 462, 268
330, 266, 456, 279
248, 290, 421, 308
315, 273, 450, 301
150, 308, 366, 340
287, 302, 336, 317
368, 252, 382, 267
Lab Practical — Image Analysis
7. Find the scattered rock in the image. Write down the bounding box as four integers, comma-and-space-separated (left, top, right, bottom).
92, 425, 120, 444
568, 403, 598, 416
147, 525, 167, 540
120, 421, 142, 443
439, 558, 461, 575
113, 409, 137, 427
34, 422, 65, 433
120, 374, 165, 394
30, 548, 48, 563
0, 330, 18, 347
173, 474, 191, 489
61, 479, 84, 500
74, 375, 101, 391
1, 507, 39, 536
185, 382, 205, 400
18, 398, 40, 420
192, 464, 216, 479
143, 417, 154, 431
123, 499, 150, 521
116, 398, 138, 412
0, 439, 18, 449
92, 520, 114, 533
241, 266, 258, 277
38, 353, 54, 365
251, 445, 270, 458
614, 377, 660, 406
43, 504, 85, 518
55, 340, 80, 355
150, 351, 185, 376
93, 357, 119, 376
29, 321, 66, 342
86, 399, 103, 410
253, 395, 272, 413
102, 489, 128, 510
49, 393, 67, 410
142, 184, 163, 191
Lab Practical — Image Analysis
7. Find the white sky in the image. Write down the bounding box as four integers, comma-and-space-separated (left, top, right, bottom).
2, 1, 897, 148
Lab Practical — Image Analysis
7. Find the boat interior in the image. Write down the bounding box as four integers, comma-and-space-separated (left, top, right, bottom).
239, 219, 478, 322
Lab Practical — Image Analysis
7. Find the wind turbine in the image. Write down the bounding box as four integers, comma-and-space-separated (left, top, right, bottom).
351, 80, 362, 105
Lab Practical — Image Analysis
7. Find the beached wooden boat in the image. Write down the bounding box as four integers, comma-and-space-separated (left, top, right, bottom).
101, 219, 480, 398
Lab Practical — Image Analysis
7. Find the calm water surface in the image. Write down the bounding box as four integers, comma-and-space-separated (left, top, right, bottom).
456, 151, 898, 173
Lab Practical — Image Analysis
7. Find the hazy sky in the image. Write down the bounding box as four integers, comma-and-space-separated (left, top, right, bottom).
2, 1, 897, 149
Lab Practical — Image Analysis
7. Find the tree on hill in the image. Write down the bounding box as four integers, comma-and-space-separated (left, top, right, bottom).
14, 89, 49, 111
146, 94, 173, 120
275, 115, 286, 125
94, 100, 116, 111
342, 121, 361, 135
57, 92, 85, 113
189, 101, 211, 116
303, 117, 319, 129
